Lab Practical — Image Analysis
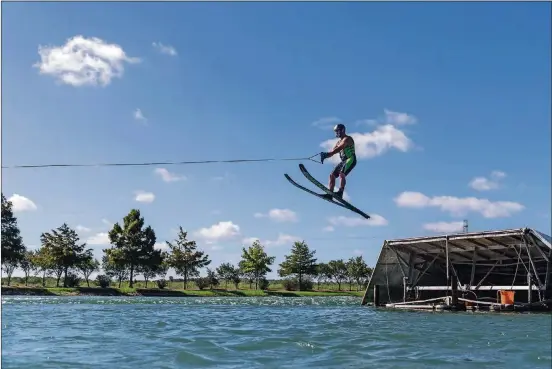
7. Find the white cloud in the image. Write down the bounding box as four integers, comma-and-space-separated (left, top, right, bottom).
134, 190, 155, 203
491, 170, 506, 179
394, 191, 524, 218
152, 42, 177, 56
312, 116, 341, 129
154, 242, 168, 250
265, 233, 301, 247
195, 221, 240, 241
254, 208, 298, 222
242, 237, 260, 245
34, 35, 139, 87
76, 225, 91, 232
320, 124, 414, 164
353, 249, 363, 255
423, 221, 464, 233
154, 168, 185, 182
87, 232, 110, 245
383, 109, 417, 125
354, 119, 378, 126
8, 194, 37, 212
322, 226, 335, 232
318, 109, 417, 163
394, 192, 429, 208
469, 170, 507, 191
328, 214, 388, 227
211, 245, 224, 251
356, 109, 417, 127
242, 234, 301, 247
101, 218, 113, 227
134, 108, 147, 122
469, 177, 498, 191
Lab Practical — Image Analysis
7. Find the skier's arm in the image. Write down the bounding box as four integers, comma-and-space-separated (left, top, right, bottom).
328, 138, 349, 156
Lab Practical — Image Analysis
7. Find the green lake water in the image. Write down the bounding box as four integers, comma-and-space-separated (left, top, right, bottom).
2, 296, 550, 368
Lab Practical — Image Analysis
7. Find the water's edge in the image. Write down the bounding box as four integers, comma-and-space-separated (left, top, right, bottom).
1, 286, 366, 298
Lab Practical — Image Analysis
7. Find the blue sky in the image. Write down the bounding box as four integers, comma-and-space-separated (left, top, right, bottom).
3, 2, 550, 278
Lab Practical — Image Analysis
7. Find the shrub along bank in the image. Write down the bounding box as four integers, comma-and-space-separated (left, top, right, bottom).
1, 285, 365, 298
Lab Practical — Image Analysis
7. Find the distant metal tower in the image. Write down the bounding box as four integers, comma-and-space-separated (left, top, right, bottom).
463, 219, 469, 233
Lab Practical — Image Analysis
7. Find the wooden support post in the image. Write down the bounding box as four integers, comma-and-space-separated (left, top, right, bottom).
445, 237, 450, 284
373, 285, 380, 307
545, 248, 551, 297
451, 274, 458, 307
403, 277, 409, 302
407, 251, 416, 282
469, 248, 477, 287
523, 235, 544, 289
527, 273, 532, 304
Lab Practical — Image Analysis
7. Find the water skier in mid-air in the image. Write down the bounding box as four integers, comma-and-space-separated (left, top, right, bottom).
283, 122, 369, 218
319, 123, 356, 200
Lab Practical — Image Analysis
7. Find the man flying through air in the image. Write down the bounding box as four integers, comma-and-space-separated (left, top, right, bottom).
320, 123, 356, 200
283, 123, 369, 218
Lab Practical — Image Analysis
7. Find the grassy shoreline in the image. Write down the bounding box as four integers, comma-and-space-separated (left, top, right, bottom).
1, 286, 365, 298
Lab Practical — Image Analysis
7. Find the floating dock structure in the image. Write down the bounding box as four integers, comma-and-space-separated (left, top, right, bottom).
361, 228, 552, 312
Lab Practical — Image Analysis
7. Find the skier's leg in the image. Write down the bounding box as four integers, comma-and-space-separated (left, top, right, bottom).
335, 157, 356, 198
328, 162, 343, 192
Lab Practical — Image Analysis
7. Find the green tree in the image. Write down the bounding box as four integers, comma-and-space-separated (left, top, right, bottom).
78, 252, 100, 287
1, 194, 26, 285
102, 250, 128, 288
206, 268, 219, 289
327, 259, 348, 291
229, 266, 242, 289
239, 240, 275, 290
31, 247, 54, 287
166, 227, 211, 289
40, 223, 92, 287
2, 260, 18, 286
156, 251, 170, 280
216, 262, 235, 289
107, 209, 157, 288
278, 241, 317, 291
360, 266, 373, 290
345, 258, 356, 291
239, 266, 256, 289
137, 248, 164, 288
315, 262, 330, 290
52, 264, 65, 287
346, 255, 372, 291
19, 250, 36, 286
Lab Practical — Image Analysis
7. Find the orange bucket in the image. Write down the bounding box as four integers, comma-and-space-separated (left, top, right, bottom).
499, 290, 515, 305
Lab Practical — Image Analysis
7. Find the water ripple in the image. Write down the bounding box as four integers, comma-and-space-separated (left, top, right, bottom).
2, 296, 550, 369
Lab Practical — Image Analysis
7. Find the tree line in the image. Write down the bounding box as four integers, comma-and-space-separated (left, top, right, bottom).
1, 194, 373, 291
